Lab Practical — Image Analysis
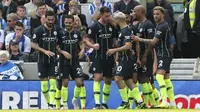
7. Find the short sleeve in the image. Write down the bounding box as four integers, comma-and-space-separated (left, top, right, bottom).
78, 33, 82, 42
57, 29, 65, 45
146, 22, 155, 39
123, 29, 132, 43
87, 25, 96, 40
155, 25, 165, 40
32, 27, 41, 43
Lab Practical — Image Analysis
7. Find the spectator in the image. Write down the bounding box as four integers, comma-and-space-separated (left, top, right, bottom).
89, 0, 113, 21
0, 7, 7, 30
16, 5, 31, 37
69, 0, 88, 28
176, 0, 188, 58
30, 2, 47, 35
0, 0, 18, 20
51, 0, 70, 16
121, 10, 131, 25
15, 0, 26, 5
74, 15, 86, 36
9, 39, 29, 61
0, 50, 24, 80
24, 0, 41, 19
113, 0, 139, 14
184, 0, 200, 58
147, 0, 174, 30
4, 13, 18, 38
54, 0, 67, 28
40, 15, 46, 25
0, 28, 4, 50
5, 21, 31, 54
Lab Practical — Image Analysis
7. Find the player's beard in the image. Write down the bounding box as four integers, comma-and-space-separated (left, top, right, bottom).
46, 23, 53, 29
66, 26, 73, 31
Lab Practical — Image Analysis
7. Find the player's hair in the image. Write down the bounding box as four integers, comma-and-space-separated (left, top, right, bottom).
0, 50, 9, 58
153, 6, 165, 14
17, 5, 26, 10
45, 10, 56, 18
15, 21, 24, 28
113, 12, 126, 20
63, 15, 74, 21
99, 6, 110, 14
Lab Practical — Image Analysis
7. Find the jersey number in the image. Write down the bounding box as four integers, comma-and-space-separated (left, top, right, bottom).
134, 63, 137, 70
55, 66, 58, 73
117, 66, 122, 72
77, 68, 82, 75
158, 60, 163, 68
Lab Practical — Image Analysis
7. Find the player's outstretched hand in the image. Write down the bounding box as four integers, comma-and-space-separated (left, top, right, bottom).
106, 49, 116, 56
131, 35, 140, 42
141, 56, 147, 66
93, 43, 100, 50
137, 58, 141, 68
62, 51, 72, 59
44, 50, 55, 57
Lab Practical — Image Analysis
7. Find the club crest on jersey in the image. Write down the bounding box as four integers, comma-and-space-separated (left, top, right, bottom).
33, 34, 36, 39
38, 72, 41, 76
93, 67, 96, 71
88, 29, 92, 34
109, 27, 112, 31
60, 73, 63, 77
54, 31, 57, 35
119, 33, 122, 37
139, 28, 143, 32
74, 34, 78, 38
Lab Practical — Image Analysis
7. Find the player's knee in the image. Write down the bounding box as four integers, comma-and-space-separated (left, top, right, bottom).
62, 79, 68, 87
94, 73, 102, 81
104, 77, 112, 85
114, 76, 122, 84
76, 82, 82, 87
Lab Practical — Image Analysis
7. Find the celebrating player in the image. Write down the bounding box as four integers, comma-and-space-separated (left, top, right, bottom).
132, 6, 175, 108
31, 11, 60, 109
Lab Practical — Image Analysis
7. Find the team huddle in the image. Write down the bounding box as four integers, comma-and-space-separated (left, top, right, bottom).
31, 5, 176, 110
